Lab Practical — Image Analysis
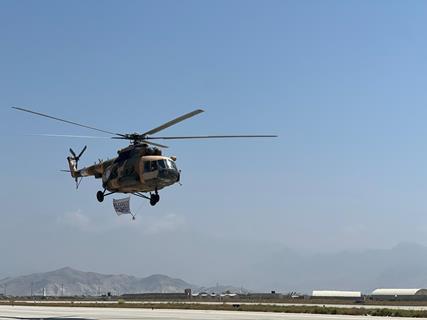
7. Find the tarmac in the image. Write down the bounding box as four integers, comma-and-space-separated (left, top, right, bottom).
0, 305, 419, 320
11, 300, 427, 310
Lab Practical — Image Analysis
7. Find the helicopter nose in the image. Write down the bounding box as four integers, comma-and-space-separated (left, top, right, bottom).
159, 168, 179, 182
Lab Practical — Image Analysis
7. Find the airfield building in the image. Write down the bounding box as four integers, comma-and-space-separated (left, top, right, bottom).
371, 288, 427, 300
312, 290, 362, 299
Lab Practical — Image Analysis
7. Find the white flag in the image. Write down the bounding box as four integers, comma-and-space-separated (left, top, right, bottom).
113, 197, 132, 216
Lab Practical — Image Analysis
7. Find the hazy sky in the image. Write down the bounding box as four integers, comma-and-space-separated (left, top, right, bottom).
2, 0, 427, 287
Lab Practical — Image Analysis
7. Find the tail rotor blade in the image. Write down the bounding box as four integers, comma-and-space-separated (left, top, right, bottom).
77, 145, 87, 159
69, 148, 77, 158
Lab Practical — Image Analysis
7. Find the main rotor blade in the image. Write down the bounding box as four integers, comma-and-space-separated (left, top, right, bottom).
141, 140, 169, 148
111, 136, 169, 148
13, 107, 123, 137
31, 134, 111, 139
142, 109, 204, 136
146, 134, 278, 140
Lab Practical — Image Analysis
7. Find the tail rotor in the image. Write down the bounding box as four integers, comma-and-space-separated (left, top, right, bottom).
69, 145, 87, 169
67, 145, 87, 188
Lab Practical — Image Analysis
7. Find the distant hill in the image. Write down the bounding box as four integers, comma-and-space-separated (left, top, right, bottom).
0, 267, 198, 296
4, 242, 427, 296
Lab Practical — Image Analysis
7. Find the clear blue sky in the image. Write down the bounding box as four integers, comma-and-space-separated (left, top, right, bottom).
2, 1, 427, 287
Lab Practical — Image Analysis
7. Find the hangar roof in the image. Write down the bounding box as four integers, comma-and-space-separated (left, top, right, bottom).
372, 289, 427, 296
312, 290, 361, 298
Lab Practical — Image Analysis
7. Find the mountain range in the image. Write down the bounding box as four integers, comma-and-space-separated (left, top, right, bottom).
0, 267, 246, 296
3, 242, 427, 296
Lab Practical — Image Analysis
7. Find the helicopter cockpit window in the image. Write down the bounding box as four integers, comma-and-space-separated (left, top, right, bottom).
144, 160, 176, 172
157, 159, 175, 169
166, 159, 177, 170
157, 160, 166, 169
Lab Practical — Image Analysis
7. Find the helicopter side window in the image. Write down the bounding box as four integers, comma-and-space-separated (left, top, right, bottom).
150, 161, 158, 171
144, 161, 156, 172
157, 160, 166, 169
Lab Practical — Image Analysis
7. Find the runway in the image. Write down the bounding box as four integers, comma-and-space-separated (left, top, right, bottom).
12, 300, 427, 310
0, 305, 418, 320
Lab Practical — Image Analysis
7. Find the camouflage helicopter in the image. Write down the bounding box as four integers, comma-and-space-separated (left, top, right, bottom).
13, 107, 277, 206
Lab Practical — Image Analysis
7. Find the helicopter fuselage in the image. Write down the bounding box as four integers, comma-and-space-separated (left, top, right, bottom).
102, 155, 180, 193
67, 145, 180, 196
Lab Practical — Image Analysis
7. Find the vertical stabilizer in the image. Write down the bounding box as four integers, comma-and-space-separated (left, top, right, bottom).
67, 156, 78, 178
67, 146, 87, 183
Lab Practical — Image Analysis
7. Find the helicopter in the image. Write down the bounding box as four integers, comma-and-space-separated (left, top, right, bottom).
12, 107, 277, 206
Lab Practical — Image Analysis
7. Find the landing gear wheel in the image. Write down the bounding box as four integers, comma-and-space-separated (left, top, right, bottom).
96, 190, 104, 202
150, 193, 160, 206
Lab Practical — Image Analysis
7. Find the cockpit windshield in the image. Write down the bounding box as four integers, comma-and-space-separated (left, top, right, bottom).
157, 159, 177, 170
144, 159, 177, 172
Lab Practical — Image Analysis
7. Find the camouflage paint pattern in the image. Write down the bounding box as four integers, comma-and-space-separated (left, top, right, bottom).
67, 145, 179, 194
